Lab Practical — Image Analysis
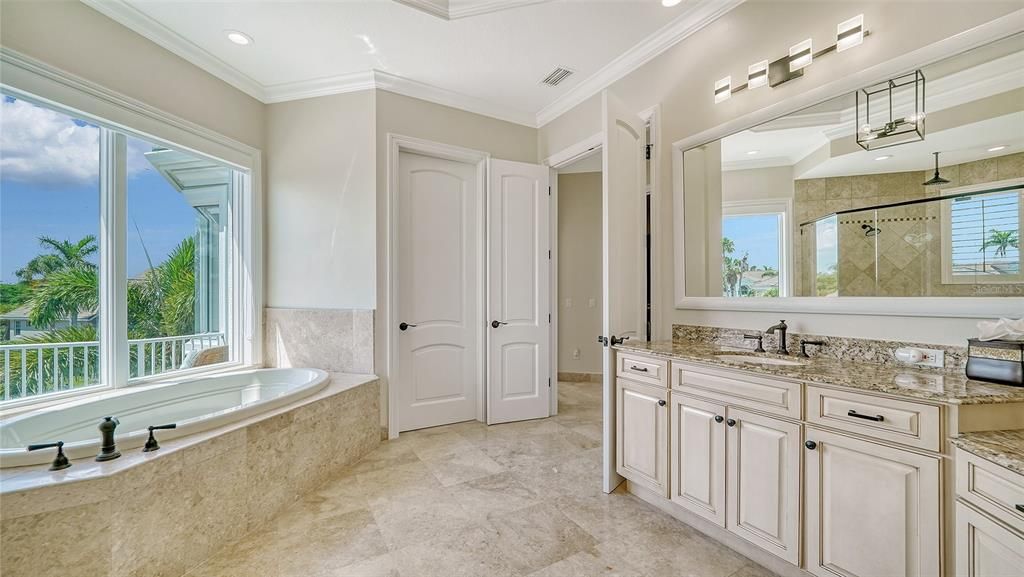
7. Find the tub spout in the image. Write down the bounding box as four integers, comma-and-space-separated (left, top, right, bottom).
95, 416, 121, 462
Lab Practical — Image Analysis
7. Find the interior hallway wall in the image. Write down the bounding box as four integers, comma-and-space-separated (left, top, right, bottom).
557, 172, 603, 376
537, 1, 1023, 347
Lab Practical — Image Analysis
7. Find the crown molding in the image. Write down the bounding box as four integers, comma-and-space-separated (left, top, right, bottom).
394, 0, 551, 20
80, 0, 266, 102
373, 71, 536, 126
535, 0, 744, 127
261, 71, 377, 103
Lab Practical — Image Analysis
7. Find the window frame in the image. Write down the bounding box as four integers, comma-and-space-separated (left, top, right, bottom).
940, 178, 1024, 286
721, 198, 793, 298
0, 50, 262, 410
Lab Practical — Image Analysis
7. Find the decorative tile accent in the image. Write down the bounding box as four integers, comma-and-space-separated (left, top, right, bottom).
264, 307, 374, 373
672, 324, 971, 371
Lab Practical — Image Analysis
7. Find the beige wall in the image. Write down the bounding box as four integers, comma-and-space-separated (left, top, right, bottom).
265, 91, 377, 309
557, 172, 603, 374
0, 1, 265, 151
723, 166, 795, 203
539, 1, 1022, 346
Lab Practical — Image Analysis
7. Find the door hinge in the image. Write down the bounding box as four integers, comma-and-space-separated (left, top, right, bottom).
548, 249, 551, 259
548, 377, 551, 387
548, 186, 551, 196
645, 144, 653, 160
548, 313, 551, 323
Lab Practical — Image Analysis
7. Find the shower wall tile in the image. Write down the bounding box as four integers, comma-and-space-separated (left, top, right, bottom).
264, 307, 374, 373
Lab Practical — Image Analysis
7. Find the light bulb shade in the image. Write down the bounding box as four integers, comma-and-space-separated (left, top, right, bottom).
747, 61, 768, 89
836, 14, 864, 52
714, 76, 732, 104
856, 70, 926, 151
789, 39, 812, 72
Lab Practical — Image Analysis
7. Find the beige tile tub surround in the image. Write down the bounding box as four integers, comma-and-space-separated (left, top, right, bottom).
673, 323, 976, 371
264, 307, 374, 373
0, 375, 380, 577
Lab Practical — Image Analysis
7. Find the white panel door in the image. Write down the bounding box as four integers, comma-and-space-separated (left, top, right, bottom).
396, 151, 480, 432
487, 159, 550, 424
670, 393, 726, 525
601, 90, 646, 493
805, 427, 941, 577
726, 407, 801, 564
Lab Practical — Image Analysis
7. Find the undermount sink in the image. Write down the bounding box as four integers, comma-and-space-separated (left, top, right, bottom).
715, 355, 806, 367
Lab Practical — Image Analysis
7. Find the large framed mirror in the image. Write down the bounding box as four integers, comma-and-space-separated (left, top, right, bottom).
674, 31, 1023, 317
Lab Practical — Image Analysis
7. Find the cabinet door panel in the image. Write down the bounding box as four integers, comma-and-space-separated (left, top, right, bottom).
616, 379, 668, 495
956, 502, 1024, 577
727, 407, 801, 564
670, 393, 726, 525
805, 427, 940, 577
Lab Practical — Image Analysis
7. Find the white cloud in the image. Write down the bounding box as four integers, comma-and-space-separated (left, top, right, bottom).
0, 98, 156, 187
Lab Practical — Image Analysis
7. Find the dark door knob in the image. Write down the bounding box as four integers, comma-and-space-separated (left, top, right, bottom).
714, 415, 724, 423
805, 440, 817, 450
658, 399, 666, 406
491, 320, 508, 329
726, 418, 736, 427
399, 322, 416, 331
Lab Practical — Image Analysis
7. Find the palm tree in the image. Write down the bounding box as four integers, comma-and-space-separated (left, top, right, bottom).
980, 229, 1019, 259
16, 236, 97, 282
28, 266, 98, 328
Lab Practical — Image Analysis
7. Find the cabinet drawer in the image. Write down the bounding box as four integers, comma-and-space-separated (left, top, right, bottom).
956, 448, 1024, 535
805, 385, 941, 451
617, 352, 668, 388
672, 362, 800, 419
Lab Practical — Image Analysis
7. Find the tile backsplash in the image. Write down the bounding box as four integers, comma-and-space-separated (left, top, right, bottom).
672, 324, 971, 371
264, 307, 373, 373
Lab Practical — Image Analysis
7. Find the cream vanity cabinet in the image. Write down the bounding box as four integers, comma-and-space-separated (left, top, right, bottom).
615, 353, 670, 496
954, 448, 1024, 577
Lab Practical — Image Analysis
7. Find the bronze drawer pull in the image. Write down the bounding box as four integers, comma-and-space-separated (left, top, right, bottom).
630, 366, 649, 373
848, 409, 884, 422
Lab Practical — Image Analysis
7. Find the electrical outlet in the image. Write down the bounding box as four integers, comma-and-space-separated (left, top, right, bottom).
573, 348, 581, 360
917, 348, 945, 369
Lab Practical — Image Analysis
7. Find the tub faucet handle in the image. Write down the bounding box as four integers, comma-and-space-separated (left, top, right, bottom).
96, 416, 121, 462
27, 441, 71, 471
143, 423, 178, 453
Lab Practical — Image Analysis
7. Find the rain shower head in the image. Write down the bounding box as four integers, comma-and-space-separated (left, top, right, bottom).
923, 151, 950, 186
861, 223, 881, 237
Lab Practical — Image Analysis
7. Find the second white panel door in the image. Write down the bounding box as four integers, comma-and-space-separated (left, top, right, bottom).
396, 151, 481, 432
487, 159, 550, 424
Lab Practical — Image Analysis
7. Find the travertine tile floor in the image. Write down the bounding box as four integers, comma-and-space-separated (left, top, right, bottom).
185, 382, 775, 577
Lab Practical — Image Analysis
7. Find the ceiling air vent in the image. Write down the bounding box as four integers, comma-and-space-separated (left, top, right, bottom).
541, 67, 574, 87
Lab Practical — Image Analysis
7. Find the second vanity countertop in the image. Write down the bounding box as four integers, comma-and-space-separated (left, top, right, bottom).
614, 340, 1024, 406
951, 429, 1024, 476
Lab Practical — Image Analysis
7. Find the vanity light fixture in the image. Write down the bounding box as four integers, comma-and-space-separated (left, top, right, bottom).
225, 30, 253, 45
988, 145, 1007, 152
714, 76, 732, 103
789, 39, 813, 72
747, 61, 769, 89
714, 15, 868, 103
856, 69, 925, 150
836, 14, 864, 52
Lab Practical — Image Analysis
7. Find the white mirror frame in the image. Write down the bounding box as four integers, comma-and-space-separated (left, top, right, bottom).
672, 11, 1024, 318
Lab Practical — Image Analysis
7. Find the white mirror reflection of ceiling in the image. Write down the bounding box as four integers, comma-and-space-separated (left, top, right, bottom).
721, 38, 1024, 179
82, 0, 739, 126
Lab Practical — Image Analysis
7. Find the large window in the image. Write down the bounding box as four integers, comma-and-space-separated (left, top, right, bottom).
721, 201, 790, 298
942, 183, 1023, 285
1, 93, 245, 404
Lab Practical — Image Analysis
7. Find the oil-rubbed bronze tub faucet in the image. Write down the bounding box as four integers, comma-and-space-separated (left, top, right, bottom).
766, 320, 789, 355
95, 416, 121, 462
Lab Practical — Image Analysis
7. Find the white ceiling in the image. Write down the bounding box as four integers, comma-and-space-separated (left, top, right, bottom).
84, 0, 742, 127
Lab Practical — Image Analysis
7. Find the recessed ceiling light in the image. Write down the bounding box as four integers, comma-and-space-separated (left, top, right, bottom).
988, 145, 1007, 152
661, 0, 682, 6
746, 150, 759, 155
874, 155, 892, 161
225, 30, 253, 46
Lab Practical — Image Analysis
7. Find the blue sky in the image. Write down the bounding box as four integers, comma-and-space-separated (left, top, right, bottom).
1, 96, 196, 283
723, 214, 780, 270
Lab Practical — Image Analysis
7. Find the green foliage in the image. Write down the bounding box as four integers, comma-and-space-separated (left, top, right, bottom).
15, 235, 97, 282
27, 267, 99, 328
0, 283, 31, 314
980, 229, 1019, 259
4, 325, 101, 396
816, 264, 838, 296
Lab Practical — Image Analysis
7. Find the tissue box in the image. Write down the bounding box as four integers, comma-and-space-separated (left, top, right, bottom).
966, 339, 1024, 387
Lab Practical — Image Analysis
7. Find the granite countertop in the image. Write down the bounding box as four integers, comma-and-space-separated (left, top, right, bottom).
614, 340, 1024, 405
951, 430, 1024, 476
